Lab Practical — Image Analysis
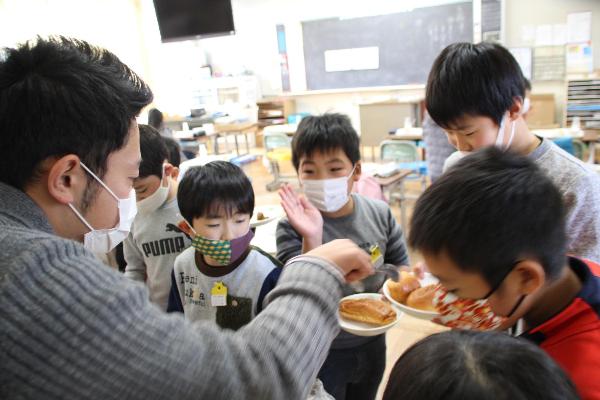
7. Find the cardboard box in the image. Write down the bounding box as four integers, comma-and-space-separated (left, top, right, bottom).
527, 94, 556, 129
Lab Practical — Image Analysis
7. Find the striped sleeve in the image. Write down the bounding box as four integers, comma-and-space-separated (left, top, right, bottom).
1, 237, 343, 400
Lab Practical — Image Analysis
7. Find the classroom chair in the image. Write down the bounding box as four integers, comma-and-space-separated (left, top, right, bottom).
263, 131, 296, 191
379, 140, 429, 228
551, 137, 587, 161
572, 139, 586, 160
551, 137, 575, 156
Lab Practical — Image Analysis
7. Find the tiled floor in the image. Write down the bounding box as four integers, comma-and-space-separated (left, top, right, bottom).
237, 149, 448, 399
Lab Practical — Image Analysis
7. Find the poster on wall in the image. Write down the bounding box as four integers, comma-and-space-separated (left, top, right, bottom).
566, 42, 594, 74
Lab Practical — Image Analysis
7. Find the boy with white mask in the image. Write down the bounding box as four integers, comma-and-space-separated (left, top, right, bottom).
276, 113, 409, 400
428, 42, 600, 263
124, 124, 191, 311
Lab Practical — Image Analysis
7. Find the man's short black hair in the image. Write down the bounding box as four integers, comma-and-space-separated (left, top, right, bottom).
426, 42, 525, 129
138, 125, 168, 179
291, 113, 360, 170
409, 147, 566, 286
383, 330, 578, 400
0, 36, 153, 190
178, 161, 254, 224
162, 137, 182, 167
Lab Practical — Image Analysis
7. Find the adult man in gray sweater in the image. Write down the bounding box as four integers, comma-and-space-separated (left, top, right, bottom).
0, 37, 374, 399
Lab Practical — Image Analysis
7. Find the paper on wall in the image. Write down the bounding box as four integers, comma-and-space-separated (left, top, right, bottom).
566, 42, 593, 74
567, 12, 592, 43
324, 47, 379, 72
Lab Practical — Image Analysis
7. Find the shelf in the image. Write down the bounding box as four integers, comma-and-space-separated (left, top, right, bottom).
566, 79, 600, 129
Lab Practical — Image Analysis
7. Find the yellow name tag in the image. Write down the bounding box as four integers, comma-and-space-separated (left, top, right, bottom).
369, 244, 383, 268
211, 281, 228, 307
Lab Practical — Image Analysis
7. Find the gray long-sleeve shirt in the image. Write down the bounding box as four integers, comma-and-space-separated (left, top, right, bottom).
0, 182, 345, 399
530, 138, 600, 262
443, 138, 600, 263
124, 198, 191, 311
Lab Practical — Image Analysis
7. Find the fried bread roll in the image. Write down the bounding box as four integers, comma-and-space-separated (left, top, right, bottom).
406, 284, 436, 311
387, 271, 421, 303
339, 298, 397, 326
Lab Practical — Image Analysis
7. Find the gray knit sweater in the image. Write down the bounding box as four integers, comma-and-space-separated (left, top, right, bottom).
0, 182, 344, 399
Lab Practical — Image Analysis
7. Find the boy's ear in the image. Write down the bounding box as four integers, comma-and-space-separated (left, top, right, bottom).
352, 161, 362, 182
508, 97, 525, 120
511, 260, 545, 296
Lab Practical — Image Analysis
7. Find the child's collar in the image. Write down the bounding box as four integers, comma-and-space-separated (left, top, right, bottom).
194, 247, 252, 277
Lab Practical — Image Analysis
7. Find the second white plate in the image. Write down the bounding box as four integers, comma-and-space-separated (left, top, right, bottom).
250, 205, 283, 228
383, 273, 440, 321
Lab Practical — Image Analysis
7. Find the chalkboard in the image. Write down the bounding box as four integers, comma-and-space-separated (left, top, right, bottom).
302, 2, 473, 90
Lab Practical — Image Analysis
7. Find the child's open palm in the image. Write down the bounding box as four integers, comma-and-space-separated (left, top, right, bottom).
279, 183, 323, 239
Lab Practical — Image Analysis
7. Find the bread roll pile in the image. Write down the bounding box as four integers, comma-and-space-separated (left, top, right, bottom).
387, 271, 436, 311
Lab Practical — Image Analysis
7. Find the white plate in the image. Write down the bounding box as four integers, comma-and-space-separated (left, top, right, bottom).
338, 293, 402, 337
383, 273, 440, 321
250, 205, 283, 228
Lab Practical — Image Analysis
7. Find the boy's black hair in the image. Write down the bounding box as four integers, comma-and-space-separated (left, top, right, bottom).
426, 42, 525, 129
148, 108, 163, 130
138, 124, 168, 178
523, 77, 532, 92
0, 36, 153, 194
178, 161, 254, 223
383, 330, 579, 400
409, 147, 566, 286
162, 137, 182, 167
291, 113, 360, 170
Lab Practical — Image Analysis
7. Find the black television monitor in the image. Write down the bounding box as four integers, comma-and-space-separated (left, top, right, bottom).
153, 0, 235, 43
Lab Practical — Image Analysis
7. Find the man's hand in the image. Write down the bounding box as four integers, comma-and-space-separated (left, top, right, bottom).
305, 239, 374, 283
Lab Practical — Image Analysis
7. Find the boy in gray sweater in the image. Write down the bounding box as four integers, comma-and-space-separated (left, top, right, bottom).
167, 161, 281, 329
277, 114, 409, 400
124, 125, 191, 310
427, 42, 600, 263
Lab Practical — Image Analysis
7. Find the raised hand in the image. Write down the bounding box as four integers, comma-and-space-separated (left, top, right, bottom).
279, 183, 323, 244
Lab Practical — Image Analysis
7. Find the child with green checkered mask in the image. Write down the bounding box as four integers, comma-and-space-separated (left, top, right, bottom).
167, 161, 282, 331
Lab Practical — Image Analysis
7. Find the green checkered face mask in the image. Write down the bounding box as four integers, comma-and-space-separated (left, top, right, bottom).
191, 230, 255, 265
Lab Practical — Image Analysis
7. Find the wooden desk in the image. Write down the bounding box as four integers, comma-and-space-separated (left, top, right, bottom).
373, 170, 412, 188
213, 122, 258, 156
387, 127, 423, 141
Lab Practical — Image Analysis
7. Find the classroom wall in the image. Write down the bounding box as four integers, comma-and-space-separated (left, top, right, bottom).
206, 0, 600, 128
1, 0, 598, 127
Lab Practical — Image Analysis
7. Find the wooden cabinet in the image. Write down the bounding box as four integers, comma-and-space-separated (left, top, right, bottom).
256, 99, 295, 128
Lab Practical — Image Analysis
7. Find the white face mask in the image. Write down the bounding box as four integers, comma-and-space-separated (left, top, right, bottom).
302, 166, 355, 212
68, 162, 137, 253
136, 165, 170, 215
522, 97, 530, 114
495, 113, 517, 150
